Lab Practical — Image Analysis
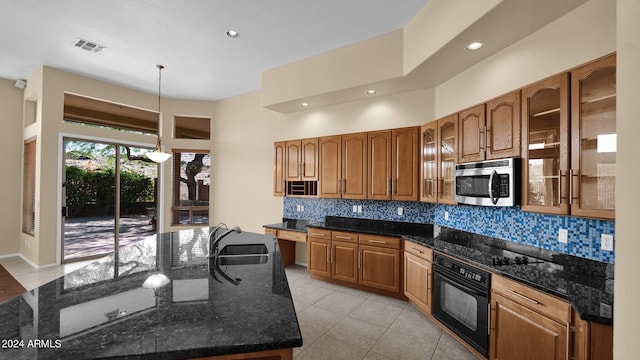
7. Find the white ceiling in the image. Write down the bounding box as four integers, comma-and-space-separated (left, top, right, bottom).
0, 0, 428, 100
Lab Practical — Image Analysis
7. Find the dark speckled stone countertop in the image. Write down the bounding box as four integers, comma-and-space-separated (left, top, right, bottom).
265, 216, 613, 325
0, 228, 302, 359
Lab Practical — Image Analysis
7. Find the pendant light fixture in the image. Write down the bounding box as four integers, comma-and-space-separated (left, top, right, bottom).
146, 64, 172, 163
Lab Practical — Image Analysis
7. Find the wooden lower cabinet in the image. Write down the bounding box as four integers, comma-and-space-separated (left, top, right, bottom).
359, 244, 400, 292
307, 237, 330, 277
491, 293, 568, 360
403, 241, 433, 316
332, 241, 359, 283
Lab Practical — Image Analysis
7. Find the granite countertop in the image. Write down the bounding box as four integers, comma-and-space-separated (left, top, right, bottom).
266, 216, 613, 325
405, 226, 614, 325
0, 228, 302, 359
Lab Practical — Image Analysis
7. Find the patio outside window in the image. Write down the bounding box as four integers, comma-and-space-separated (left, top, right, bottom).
172, 151, 210, 225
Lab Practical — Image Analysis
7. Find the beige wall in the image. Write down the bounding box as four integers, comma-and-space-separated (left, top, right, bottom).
0, 79, 24, 256
614, 0, 640, 358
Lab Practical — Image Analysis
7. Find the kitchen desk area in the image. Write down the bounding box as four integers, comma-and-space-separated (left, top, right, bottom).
0, 228, 302, 360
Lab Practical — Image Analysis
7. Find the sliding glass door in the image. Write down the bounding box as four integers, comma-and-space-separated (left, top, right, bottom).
62, 138, 158, 262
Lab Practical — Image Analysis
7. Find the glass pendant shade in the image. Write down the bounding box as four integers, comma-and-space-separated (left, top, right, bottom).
146, 137, 171, 163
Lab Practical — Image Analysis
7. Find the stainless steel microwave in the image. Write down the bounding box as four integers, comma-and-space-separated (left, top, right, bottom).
454, 158, 520, 206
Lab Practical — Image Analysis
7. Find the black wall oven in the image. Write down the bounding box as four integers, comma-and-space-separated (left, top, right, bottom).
432, 254, 491, 357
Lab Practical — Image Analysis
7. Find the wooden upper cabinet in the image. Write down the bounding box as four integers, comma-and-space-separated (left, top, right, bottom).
392, 127, 420, 201
318, 135, 342, 198
421, 115, 458, 204
285, 138, 318, 181
459, 104, 486, 163
459, 93, 521, 163
486, 90, 521, 159
274, 141, 285, 196
319, 133, 367, 199
570, 54, 616, 220
341, 132, 367, 199
521, 73, 570, 215
367, 130, 392, 200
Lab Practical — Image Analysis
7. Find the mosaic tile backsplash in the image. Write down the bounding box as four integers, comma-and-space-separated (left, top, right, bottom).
282, 197, 615, 264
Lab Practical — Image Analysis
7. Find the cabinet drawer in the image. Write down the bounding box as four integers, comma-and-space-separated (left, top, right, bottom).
332, 231, 358, 243
307, 228, 331, 239
359, 234, 400, 249
277, 230, 307, 243
403, 241, 433, 261
492, 275, 571, 324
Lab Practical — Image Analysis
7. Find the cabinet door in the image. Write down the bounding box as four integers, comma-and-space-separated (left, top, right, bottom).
403, 252, 431, 314
491, 293, 568, 360
332, 241, 358, 284
274, 142, 285, 196
438, 114, 458, 204
392, 127, 420, 201
420, 122, 438, 203
285, 140, 301, 181
487, 90, 521, 159
570, 54, 616, 220
318, 135, 342, 198
301, 138, 318, 181
521, 73, 570, 215
308, 238, 330, 277
368, 130, 392, 200
359, 244, 400, 293
459, 104, 486, 163
342, 132, 367, 199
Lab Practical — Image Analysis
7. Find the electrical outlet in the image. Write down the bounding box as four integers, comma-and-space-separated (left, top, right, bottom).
296, 205, 301, 212
558, 228, 568, 244
444, 211, 449, 221
397, 207, 404, 216
601, 234, 614, 251
300, 205, 304, 212
357, 205, 363, 213
352, 205, 358, 213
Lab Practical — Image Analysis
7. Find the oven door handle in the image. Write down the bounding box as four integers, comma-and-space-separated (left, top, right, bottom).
435, 268, 487, 297
488, 169, 498, 205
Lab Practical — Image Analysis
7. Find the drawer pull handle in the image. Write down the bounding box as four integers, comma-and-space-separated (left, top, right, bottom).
505, 289, 540, 305
309, 233, 326, 237
335, 236, 353, 240
367, 240, 387, 244
410, 248, 423, 254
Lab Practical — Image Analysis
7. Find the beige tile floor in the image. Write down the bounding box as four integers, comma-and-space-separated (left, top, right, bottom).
0, 257, 477, 360
285, 265, 478, 360
0, 256, 93, 290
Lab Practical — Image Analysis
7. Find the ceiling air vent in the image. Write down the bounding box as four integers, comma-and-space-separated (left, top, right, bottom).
73, 38, 106, 53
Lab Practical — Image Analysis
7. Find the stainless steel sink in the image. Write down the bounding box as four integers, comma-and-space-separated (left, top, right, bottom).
215, 244, 269, 265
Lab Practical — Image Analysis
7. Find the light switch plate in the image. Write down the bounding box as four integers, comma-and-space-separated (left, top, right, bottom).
558, 228, 568, 244
444, 211, 449, 221
397, 207, 404, 216
352, 205, 358, 213
601, 234, 614, 251
357, 205, 363, 213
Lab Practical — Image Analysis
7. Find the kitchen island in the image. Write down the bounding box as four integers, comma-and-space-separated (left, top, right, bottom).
0, 228, 302, 360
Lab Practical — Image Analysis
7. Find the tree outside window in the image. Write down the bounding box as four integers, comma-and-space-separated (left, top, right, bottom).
172, 151, 210, 225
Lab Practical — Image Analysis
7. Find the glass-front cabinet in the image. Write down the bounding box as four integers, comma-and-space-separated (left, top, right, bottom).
521, 73, 570, 215
420, 114, 458, 204
571, 54, 616, 220
521, 54, 616, 220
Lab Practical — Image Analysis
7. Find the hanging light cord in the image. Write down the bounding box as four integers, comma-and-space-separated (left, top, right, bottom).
157, 65, 164, 125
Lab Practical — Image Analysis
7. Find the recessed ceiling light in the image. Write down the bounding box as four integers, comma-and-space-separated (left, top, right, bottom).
226, 30, 239, 38
300, 102, 309, 107
366, 90, 376, 95
465, 42, 484, 51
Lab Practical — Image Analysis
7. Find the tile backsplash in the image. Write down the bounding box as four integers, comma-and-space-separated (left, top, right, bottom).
282, 197, 615, 264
